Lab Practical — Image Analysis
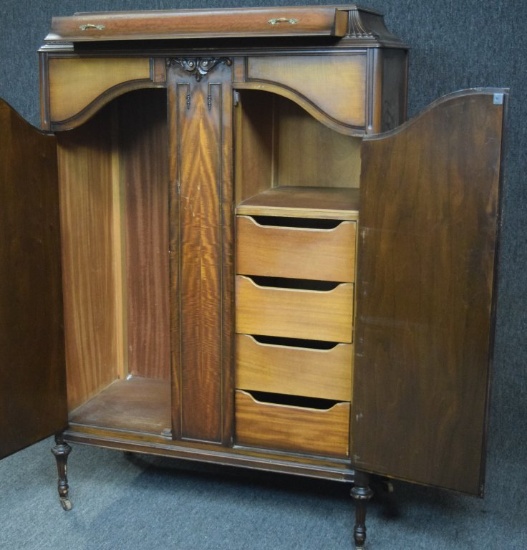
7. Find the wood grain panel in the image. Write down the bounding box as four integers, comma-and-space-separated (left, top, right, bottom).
236, 335, 352, 401
234, 91, 275, 205
118, 90, 170, 380
236, 216, 356, 282
0, 100, 67, 458
235, 390, 349, 458
168, 63, 234, 444
57, 108, 123, 411
274, 97, 362, 188
236, 276, 354, 343
247, 55, 367, 129
353, 90, 506, 495
47, 57, 152, 124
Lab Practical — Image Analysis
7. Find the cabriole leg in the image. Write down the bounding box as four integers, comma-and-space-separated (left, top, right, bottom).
51, 433, 72, 511
350, 471, 373, 549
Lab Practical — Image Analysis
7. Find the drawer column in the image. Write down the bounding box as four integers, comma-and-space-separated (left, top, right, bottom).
233, 201, 358, 458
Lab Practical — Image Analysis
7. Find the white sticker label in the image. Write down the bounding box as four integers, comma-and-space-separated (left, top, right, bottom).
493, 93, 504, 105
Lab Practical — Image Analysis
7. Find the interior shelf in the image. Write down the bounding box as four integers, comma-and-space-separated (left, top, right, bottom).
236, 186, 360, 220
68, 377, 172, 436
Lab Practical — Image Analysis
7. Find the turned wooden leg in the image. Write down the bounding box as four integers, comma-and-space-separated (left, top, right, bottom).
51, 433, 73, 511
350, 471, 374, 549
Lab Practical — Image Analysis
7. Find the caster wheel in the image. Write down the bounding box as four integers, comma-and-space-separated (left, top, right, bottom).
60, 498, 73, 511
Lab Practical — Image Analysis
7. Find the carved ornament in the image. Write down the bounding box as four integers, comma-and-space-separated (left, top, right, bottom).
167, 57, 232, 81
347, 10, 378, 39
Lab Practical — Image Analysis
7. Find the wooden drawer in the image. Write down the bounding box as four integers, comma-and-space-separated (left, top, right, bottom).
235, 390, 349, 458
236, 276, 353, 342
236, 334, 352, 401
236, 216, 356, 282
47, 7, 349, 42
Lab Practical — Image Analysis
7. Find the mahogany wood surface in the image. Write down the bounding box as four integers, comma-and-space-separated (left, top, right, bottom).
234, 91, 362, 209
168, 61, 234, 444
46, 57, 153, 126
378, 49, 408, 132
353, 90, 506, 495
246, 54, 366, 129
236, 276, 354, 343
64, 422, 354, 482
58, 108, 124, 411
237, 186, 360, 220
68, 377, 171, 435
118, 91, 170, 381
0, 100, 67, 458
235, 390, 350, 458
236, 334, 353, 402
47, 7, 351, 42
236, 216, 356, 282
273, 97, 363, 187
234, 90, 275, 205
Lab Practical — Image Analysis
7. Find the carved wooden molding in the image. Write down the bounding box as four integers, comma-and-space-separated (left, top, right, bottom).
347, 10, 378, 38
341, 7, 405, 47
167, 57, 232, 81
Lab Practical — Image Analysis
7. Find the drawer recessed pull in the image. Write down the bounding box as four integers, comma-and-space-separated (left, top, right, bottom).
251, 335, 339, 350
250, 215, 342, 230
79, 24, 105, 31
249, 276, 339, 292
268, 17, 298, 26
247, 390, 339, 411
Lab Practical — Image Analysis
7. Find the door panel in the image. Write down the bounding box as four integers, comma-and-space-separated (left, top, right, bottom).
0, 100, 67, 459
353, 90, 506, 495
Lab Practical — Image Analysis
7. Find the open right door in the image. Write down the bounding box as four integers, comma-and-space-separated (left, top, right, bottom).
353, 89, 506, 495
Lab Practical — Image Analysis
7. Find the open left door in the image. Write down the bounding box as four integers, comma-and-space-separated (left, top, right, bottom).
0, 100, 67, 459
353, 89, 506, 495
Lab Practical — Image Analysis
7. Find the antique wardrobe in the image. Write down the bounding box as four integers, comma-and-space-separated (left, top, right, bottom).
0, 5, 506, 548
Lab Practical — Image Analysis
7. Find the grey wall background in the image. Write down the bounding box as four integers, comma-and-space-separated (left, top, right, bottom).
0, 0, 525, 511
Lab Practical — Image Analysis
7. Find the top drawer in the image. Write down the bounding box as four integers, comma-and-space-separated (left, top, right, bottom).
46, 7, 349, 42
236, 216, 356, 282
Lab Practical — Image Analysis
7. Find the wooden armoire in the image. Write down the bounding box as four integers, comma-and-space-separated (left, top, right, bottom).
0, 5, 506, 548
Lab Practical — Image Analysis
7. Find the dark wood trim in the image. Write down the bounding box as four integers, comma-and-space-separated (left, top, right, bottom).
63, 428, 356, 483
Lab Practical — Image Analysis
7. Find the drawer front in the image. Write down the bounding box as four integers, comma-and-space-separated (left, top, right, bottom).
236, 276, 353, 342
235, 390, 349, 458
236, 216, 356, 282
49, 7, 348, 42
236, 334, 352, 401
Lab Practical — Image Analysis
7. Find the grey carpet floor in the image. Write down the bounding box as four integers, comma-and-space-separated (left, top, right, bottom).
1, 436, 525, 549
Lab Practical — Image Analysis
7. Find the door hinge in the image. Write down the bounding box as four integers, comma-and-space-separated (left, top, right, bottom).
233, 90, 240, 107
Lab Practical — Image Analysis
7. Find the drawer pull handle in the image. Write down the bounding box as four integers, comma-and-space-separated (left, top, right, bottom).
79, 24, 106, 31
268, 17, 298, 26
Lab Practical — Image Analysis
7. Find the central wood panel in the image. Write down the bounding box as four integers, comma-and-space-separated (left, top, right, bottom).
168, 61, 234, 444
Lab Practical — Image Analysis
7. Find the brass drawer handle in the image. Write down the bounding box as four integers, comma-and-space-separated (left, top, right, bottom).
268, 17, 298, 26
79, 24, 105, 31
